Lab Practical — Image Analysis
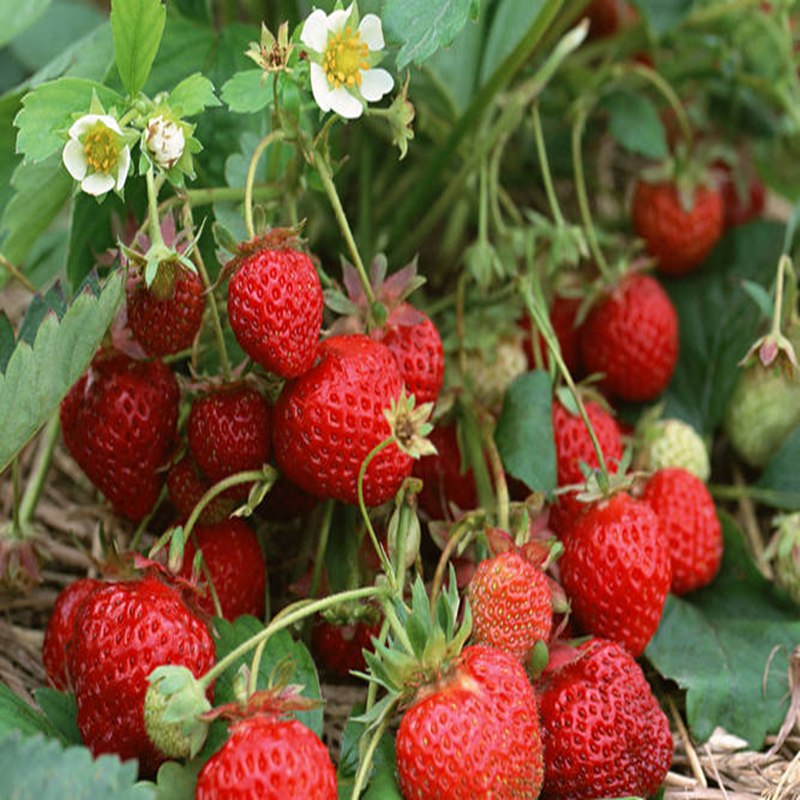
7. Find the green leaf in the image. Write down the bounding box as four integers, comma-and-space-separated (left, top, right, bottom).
631, 0, 694, 36
0, 153, 73, 268
601, 90, 667, 160
0, 92, 23, 221
169, 73, 220, 117
14, 77, 123, 164
0, 684, 60, 740
152, 758, 203, 800
0, 731, 154, 799
0, 314, 14, 373
337, 709, 401, 800
0, 0, 51, 48
0, 270, 125, 472
221, 70, 271, 114
755, 426, 800, 510
212, 619, 323, 737
34, 689, 81, 746
384, 0, 479, 70
110, 0, 166, 95
479, 0, 545, 85
17, 281, 67, 345
646, 513, 800, 748
662, 221, 784, 435
494, 370, 555, 493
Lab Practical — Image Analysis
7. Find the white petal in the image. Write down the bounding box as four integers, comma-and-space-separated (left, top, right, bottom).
68, 113, 121, 139
115, 146, 131, 191
81, 172, 115, 196
62, 139, 87, 180
327, 6, 350, 33
360, 68, 393, 102
301, 9, 329, 52
328, 86, 363, 119
358, 14, 385, 50
310, 63, 334, 112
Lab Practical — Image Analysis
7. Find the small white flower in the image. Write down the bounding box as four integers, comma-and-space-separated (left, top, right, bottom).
301, 4, 394, 119
62, 114, 131, 197
145, 115, 186, 170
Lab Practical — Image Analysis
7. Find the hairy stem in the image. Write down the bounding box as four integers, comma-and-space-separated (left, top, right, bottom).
244, 130, 287, 240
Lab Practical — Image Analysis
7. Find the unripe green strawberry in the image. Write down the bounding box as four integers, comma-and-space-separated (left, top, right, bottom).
463, 337, 527, 409
638, 417, 710, 481
724, 362, 800, 468
769, 513, 800, 605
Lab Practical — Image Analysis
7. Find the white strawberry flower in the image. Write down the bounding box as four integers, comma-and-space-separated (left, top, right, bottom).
301, 3, 393, 119
62, 114, 131, 197
144, 114, 186, 170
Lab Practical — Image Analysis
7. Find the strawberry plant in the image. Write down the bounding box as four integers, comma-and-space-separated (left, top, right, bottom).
3, 0, 800, 798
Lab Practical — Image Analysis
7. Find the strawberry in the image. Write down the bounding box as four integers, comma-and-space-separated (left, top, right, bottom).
126, 262, 205, 357
227, 244, 323, 378
537, 638, 673, 799
715, 161, 766, 228
768, 513, 800, 605
463, 336, 527, 409
195, 713, 337, 800
272, 334, 412, 506
584, 0, 638, 40
468, 549, 553, 661
167, 454, 236, 525
632, 179, 724, 276
187, 383, 271, 498
521, 295, 583, 375
396, 645, 543, 798
68, 576, 215, 776
372, 303, 444, 405
260, 474, 318, 521
559, 492, 671, 657
580, 273, 679, 402
60, 352, 179, 521
413, 422, 479, 520
311, 613, 381, 678
636, 416, 710, 481
643, 467, 722, 595
181, 518, 266, 620
42, 577, 101, 691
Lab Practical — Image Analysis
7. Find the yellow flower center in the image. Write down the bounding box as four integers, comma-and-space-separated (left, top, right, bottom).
83, 123, 120, 174
323, 26, 369, 89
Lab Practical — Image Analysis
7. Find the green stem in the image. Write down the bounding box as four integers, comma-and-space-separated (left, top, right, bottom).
481, 418, 509, 531
379, 596, 415, 655
130, 484, 167, 552
244, 130, 287, 240
478, 159, 489, 245
352, 712, 396, 800
249, 637, 268, 697
312, 150, 376, 308
184, 183, 285, 207
532, 104, 565, 227
0, 252, 35, 292
198, 585, 385, 689
625, 63, 692, 147
308, 500, 334, 603
145, 168, 167, 251
18, 414, 60, 529
771, 255, 791, 339
11, 458, 20, 535
709, 484, 800, 506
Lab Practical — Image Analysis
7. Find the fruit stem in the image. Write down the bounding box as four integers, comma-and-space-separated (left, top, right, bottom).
480, 415, 510, 532
18, 413, 60, 531
430, 519, 479, 610
357, 438, 400, 593
0, 251, 35, 292
145, 168, 168, 253
379, 595, 416, 655
11, 458, 21, 536
532, 103, 565, 227
570, 107, 613, 282
770, 254, 792, 339
248, 636, 268, 697
351, 712, 396, 800
198, 585, 385, 689
311, 149, 378, 311
183, 183, 286, 207
244, 130, 287, 240
303, 499, 335, 638
129, 485, 167, 552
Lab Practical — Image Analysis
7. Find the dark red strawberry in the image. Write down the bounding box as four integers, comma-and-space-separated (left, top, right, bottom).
260, 474, 318, 521
167, 454, 236, 525
537, 638, 673, 799
632, 179, 724, 276
643, 467, 723, 595
227, 244, 323, 378
580, 273, 679, 402
42, 577, 102, 691
311, 614, 381, 678
126, 263, 205, 356
68, 576, 215, 776
180, 518, 266, 620
715, 161, 766, 228
272, 334, 412, 506
559, 492, 671, 657
584, 0, 638, 40
187, 383, 271, 498
521, 295, 582, 375
372, 303, 444, 405
60, 352, 179, 521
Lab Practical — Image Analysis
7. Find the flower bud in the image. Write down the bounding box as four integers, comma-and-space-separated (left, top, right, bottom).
145, 115, 186, 169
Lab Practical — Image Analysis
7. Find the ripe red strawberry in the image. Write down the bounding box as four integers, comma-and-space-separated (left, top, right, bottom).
167, 454, 236, 525
195, 714, 337, 800
227, 245, 323, 378
42, 577, 101, 691
559, 492, 671, 657
632, 179, 724, 276
414, 422, 479, 520
372, 303, 444, 405
584, 0, 638, 40
396, 645, 544, 798
260, 474, 318, 521
272, 334, 412, 506
68, 576, 215, 775
579, 273, 679, 402
468, 550, 553, 661
311, 614, 381, 678
126, 263, 205, 356
643, 467, 722, 595
537, 638, 673, 799
187, 383, 270, 498
180, 519, 266, 620
521, 295, 582, 375
715, 161, 766, 228
60, 352, 179, 521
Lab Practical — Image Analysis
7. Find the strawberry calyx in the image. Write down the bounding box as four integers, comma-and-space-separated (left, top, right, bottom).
201, 682, 322, 724
220, 224, 306, 282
